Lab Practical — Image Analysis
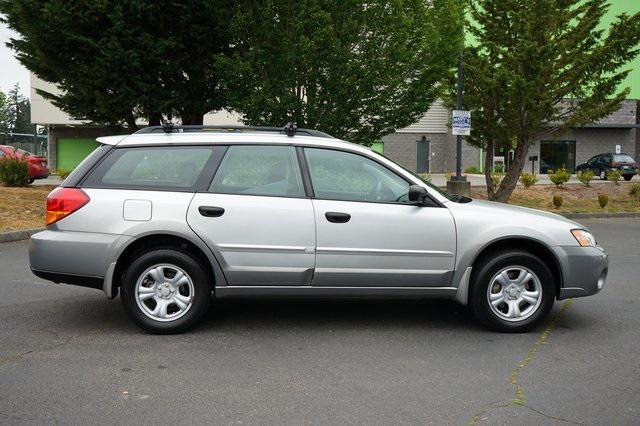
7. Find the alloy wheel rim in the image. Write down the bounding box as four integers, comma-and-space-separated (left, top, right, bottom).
135, 264, 195, 322
486, 266, 543, 322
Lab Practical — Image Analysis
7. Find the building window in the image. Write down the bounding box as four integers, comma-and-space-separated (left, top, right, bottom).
540, 140, 576, 173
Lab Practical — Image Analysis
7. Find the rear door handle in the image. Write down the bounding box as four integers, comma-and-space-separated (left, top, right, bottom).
325, 212, 351, 223
199, 206, 225, 217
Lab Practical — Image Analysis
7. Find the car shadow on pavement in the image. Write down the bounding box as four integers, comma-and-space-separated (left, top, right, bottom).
33, 293, 586, 336
197, 298, 482, 333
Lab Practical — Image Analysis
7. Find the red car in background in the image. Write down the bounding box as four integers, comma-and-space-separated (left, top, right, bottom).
0, 145, 50, 183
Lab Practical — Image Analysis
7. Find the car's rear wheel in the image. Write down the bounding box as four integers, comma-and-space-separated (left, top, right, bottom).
120, 249, 211, 334
623, 175, 633, 181
470, 250, 555, 332
599, 169, 606, 180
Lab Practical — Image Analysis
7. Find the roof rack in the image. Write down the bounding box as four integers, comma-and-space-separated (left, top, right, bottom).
133, 122, 333, 138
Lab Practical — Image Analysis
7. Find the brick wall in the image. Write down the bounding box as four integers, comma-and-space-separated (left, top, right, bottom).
524, 127, 636, 173
382, 132, 482, 173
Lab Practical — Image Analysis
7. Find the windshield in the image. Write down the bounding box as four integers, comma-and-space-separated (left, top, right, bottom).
374, 150, 471, 202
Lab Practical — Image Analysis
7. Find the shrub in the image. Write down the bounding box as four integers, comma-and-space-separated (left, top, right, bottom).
0, 157, 30, 186
548, 168, 571, 187
577, 170, 594, 187
445, 172, 453, 182
491, 172, 504, 190
598, 193, 608, 208
630, 182, 640, 197
606, 169, 622, 185
418, 173, 432, 183
464, 166, 481, 174
552, 195, 563, 209
57, 168, 73, 180
519, 172, 537, 189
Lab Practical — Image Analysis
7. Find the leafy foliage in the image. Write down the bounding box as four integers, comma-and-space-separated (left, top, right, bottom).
0, 157, 30, 186
0, 0, 235, 127
598, 193, 609, 208
461, 0, 640, 202
577, 170, 594, 186
465, 166, 482, 174
606, 169, 622, 185
229, 0, 463, 145
630, 182, 640, 197
519, 172, 537, 189
552, 195, 563, 209
548, 168, 571, 187
56, 168, 73, 180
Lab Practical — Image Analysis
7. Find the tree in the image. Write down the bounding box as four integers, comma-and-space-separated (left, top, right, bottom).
229, 0, 464, 145
0, 0, 235, 128
6, 84, 32, 134
463, 0, 640, 202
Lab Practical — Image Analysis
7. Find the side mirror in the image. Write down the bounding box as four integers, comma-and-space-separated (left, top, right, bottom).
408, 185, 428, 204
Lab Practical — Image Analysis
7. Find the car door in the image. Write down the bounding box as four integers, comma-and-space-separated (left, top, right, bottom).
303, 147, 456, 287
187, 145, 316, 286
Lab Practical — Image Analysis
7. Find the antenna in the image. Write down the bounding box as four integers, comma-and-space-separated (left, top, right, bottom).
284, 122, 297, 137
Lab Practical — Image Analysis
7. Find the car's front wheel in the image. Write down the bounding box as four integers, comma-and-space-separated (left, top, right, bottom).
599, 169, 607, 180
469, 250, 555, 332
120, 249, 211, 333
623, 175, 633, 181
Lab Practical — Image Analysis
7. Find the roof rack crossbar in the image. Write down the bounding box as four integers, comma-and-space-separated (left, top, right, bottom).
133, 124, 333, 138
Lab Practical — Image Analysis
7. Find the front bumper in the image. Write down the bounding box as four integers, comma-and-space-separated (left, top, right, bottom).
554, 245, 608, 299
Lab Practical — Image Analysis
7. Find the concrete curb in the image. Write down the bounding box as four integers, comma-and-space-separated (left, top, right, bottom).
560, 212, 640, 219
0, 228, 45, 243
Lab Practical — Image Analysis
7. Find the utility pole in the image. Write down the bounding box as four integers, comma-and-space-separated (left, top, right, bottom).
446, 48, 471, 196
454, 50, 464, 180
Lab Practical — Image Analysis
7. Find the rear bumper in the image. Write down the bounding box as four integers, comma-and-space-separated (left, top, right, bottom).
554, 245, 609, 299
29, 230, 132, 293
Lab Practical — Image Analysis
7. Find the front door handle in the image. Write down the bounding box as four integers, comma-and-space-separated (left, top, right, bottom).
199, 206, 225, 217
325, 212, 351, 223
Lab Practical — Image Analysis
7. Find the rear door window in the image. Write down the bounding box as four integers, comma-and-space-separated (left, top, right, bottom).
209, 145, 305, 198
83, 146, 219, 191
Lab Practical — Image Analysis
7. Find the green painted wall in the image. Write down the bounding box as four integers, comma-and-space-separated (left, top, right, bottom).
371, 141, 384, 154
57, 138, 100, 170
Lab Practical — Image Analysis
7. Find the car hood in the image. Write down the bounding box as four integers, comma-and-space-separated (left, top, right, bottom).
467, 199, 580, 225
445, 198, 586, 247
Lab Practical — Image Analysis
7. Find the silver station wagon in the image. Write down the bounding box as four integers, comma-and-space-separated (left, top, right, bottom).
29, 125, 608, 333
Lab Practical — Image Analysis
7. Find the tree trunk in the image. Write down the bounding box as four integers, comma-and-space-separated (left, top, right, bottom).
484, 139, 496, 199
181, 112, 204, 125
492, 138, 531, 202
125, 115, 139, 131
148, 112, 162, 127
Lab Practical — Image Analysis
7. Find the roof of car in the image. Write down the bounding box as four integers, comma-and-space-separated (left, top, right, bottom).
96, 130, 370, 154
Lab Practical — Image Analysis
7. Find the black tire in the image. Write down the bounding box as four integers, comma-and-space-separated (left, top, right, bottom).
599, 169, 606, 180
469, 250, 555, 332
120, 248, 211, 334
623, 175, 633, 181
28, 178, 35, 184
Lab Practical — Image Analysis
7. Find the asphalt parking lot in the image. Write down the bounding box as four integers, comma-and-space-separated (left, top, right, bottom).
1, 218, 639, 424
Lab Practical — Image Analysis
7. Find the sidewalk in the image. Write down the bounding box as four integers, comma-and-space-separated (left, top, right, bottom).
428, 173, 638, 187
32, 175, 62, 186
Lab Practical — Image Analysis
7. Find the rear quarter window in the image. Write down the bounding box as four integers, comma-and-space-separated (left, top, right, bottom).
82, 146, 220, 191
614, 154, 635, 163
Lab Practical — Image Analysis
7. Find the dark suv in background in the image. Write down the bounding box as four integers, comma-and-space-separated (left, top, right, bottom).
576, 153, 638, 181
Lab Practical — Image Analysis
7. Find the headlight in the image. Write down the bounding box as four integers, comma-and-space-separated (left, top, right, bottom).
571, 229, 596, 247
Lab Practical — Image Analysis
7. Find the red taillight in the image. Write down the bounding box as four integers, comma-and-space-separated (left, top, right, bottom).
46, 188, 90, 226
611, 162, 620, 167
